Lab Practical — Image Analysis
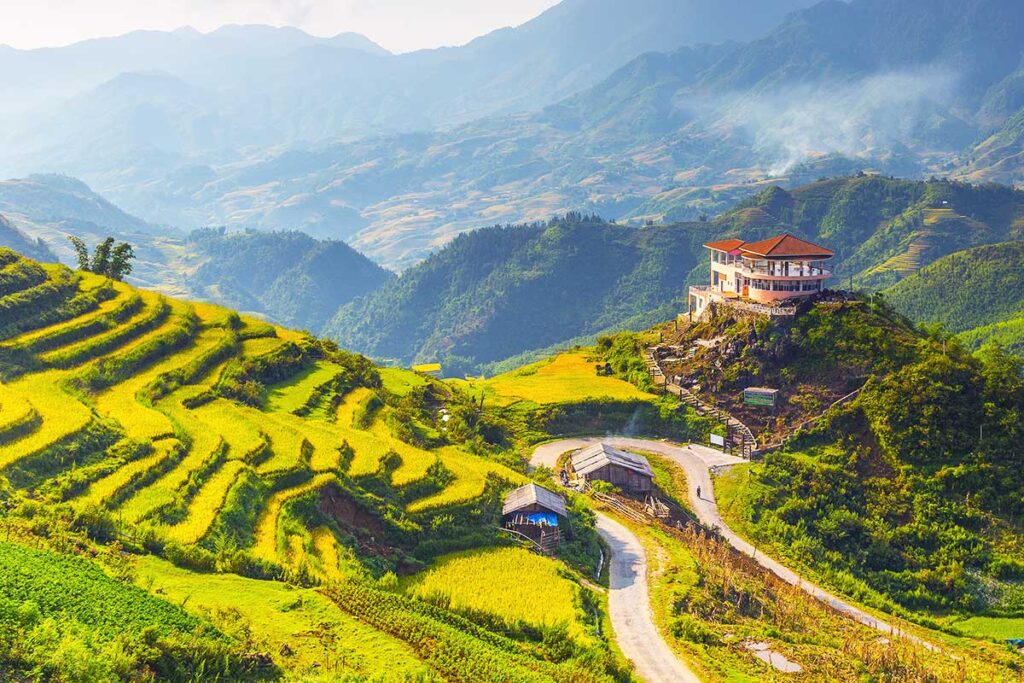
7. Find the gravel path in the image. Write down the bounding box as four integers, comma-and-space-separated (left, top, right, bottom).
532, 437, 939, 658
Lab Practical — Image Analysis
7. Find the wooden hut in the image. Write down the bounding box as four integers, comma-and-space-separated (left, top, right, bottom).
502, 483, 568, 551
569, 442, 654, 493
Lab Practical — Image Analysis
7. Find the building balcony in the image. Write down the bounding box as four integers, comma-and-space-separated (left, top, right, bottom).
711, 262, 831, 280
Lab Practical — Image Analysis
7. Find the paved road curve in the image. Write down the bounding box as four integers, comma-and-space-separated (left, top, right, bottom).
532, 437, 939, 656
531, 438, 701, 683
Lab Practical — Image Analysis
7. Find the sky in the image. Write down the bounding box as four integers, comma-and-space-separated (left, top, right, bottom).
0, 0, 561, 53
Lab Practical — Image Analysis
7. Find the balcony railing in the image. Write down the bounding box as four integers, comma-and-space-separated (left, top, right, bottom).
714, 263, 831, 279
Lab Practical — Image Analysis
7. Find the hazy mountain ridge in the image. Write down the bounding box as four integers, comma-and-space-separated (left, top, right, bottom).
0, 174, 392, 330
187, 228, 393, 331
88, 0, 1024, 269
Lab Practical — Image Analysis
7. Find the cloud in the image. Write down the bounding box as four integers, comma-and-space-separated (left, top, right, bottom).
691, 65, 961, 175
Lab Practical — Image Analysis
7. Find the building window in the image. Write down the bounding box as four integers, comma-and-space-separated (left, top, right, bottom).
801, 280, 821, 292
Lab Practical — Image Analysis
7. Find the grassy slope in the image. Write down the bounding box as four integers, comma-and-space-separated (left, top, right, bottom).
0, 248, 622, 682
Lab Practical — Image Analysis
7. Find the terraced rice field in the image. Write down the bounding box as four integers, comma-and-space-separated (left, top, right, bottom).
253, 473, 337, 562
403, 547, 589, 640
164, 460, 250, 544
0, 249, 526, 581
266, 360, 344, 414
454, 351, 656, 406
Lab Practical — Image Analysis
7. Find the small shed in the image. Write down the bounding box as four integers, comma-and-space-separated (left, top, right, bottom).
569, 442, 654, 493
502, 483, 568, 550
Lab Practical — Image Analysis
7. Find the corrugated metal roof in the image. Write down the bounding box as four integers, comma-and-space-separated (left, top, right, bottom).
571, 443, 654, 478
502, 483, 568, 518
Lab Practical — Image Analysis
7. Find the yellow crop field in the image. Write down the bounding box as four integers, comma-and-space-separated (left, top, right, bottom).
164, 460, 249, 544
93, 327, 227, 442
403, 547, 588, 640
3, 279, 131, 348
117, 389, 225, 523
458, 351, 655, 406
364, 419, 435, 486
0, 392, 35, 435
0, 372, 93, 468
407, 448, 527, 513
378, 367, 428, 396
266, 360, 343, 414
76, 439, 181, 510
38, 290, 164, 366
189, 398, 271, 462
253, 473, 337, 562
337, 388, 392, 476
239, 336, 285, 358
311, 527, 345, 582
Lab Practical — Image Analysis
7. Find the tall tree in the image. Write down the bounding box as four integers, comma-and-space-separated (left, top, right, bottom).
90, 237, 115, 275
66, 236, 135, 281
68, 236, 90, 271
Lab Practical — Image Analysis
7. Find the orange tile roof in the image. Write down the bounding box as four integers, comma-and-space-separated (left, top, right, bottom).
738, 233, 833, 258
704, 238, 747, 252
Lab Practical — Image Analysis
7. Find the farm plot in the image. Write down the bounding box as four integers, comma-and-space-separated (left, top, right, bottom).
458, 351, 656, 406
0, 371, 93, 470
403, 547, 588, 641
266, 360, 344, 414
75, 439, 182, 510
406, 448, 526, 513
337, 389, 391, 477
163, 460, 250, 545
252, 473, 337, 562
92, 327, 227, 442
39, 291, 168, 368
2, 278, 129, 351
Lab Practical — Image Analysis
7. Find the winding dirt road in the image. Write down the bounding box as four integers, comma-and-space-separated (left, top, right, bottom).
531, 436, 938, 682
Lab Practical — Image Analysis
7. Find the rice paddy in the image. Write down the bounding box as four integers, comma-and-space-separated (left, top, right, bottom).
403, 547, 589, 640
453, 351, 656, 405
0, 250, 574, 677
266, 360, 344, 414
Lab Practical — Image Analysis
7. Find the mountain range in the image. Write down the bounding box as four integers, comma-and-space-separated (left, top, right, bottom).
0, 174, 388, 330
5, 171, 1024, 373
2, 0, 830, 267
4, 0, 1021, 270
91, 0, 1024, 268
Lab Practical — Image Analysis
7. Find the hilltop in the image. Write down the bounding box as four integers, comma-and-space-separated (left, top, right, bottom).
629, 291, 1024, 628
326, 214, 717, 375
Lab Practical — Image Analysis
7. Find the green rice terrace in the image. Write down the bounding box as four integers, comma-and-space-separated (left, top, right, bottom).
1, 247, 1024, 682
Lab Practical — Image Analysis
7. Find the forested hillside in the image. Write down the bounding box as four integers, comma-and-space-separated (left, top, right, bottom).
885, 241, 1024, 332
719, 327, 1024, 617
714, 176, 1024, 288
187, 228, 393, 332
326, 214, 717, 374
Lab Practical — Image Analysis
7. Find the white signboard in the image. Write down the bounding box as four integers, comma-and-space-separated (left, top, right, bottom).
710, 433, 726, 447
